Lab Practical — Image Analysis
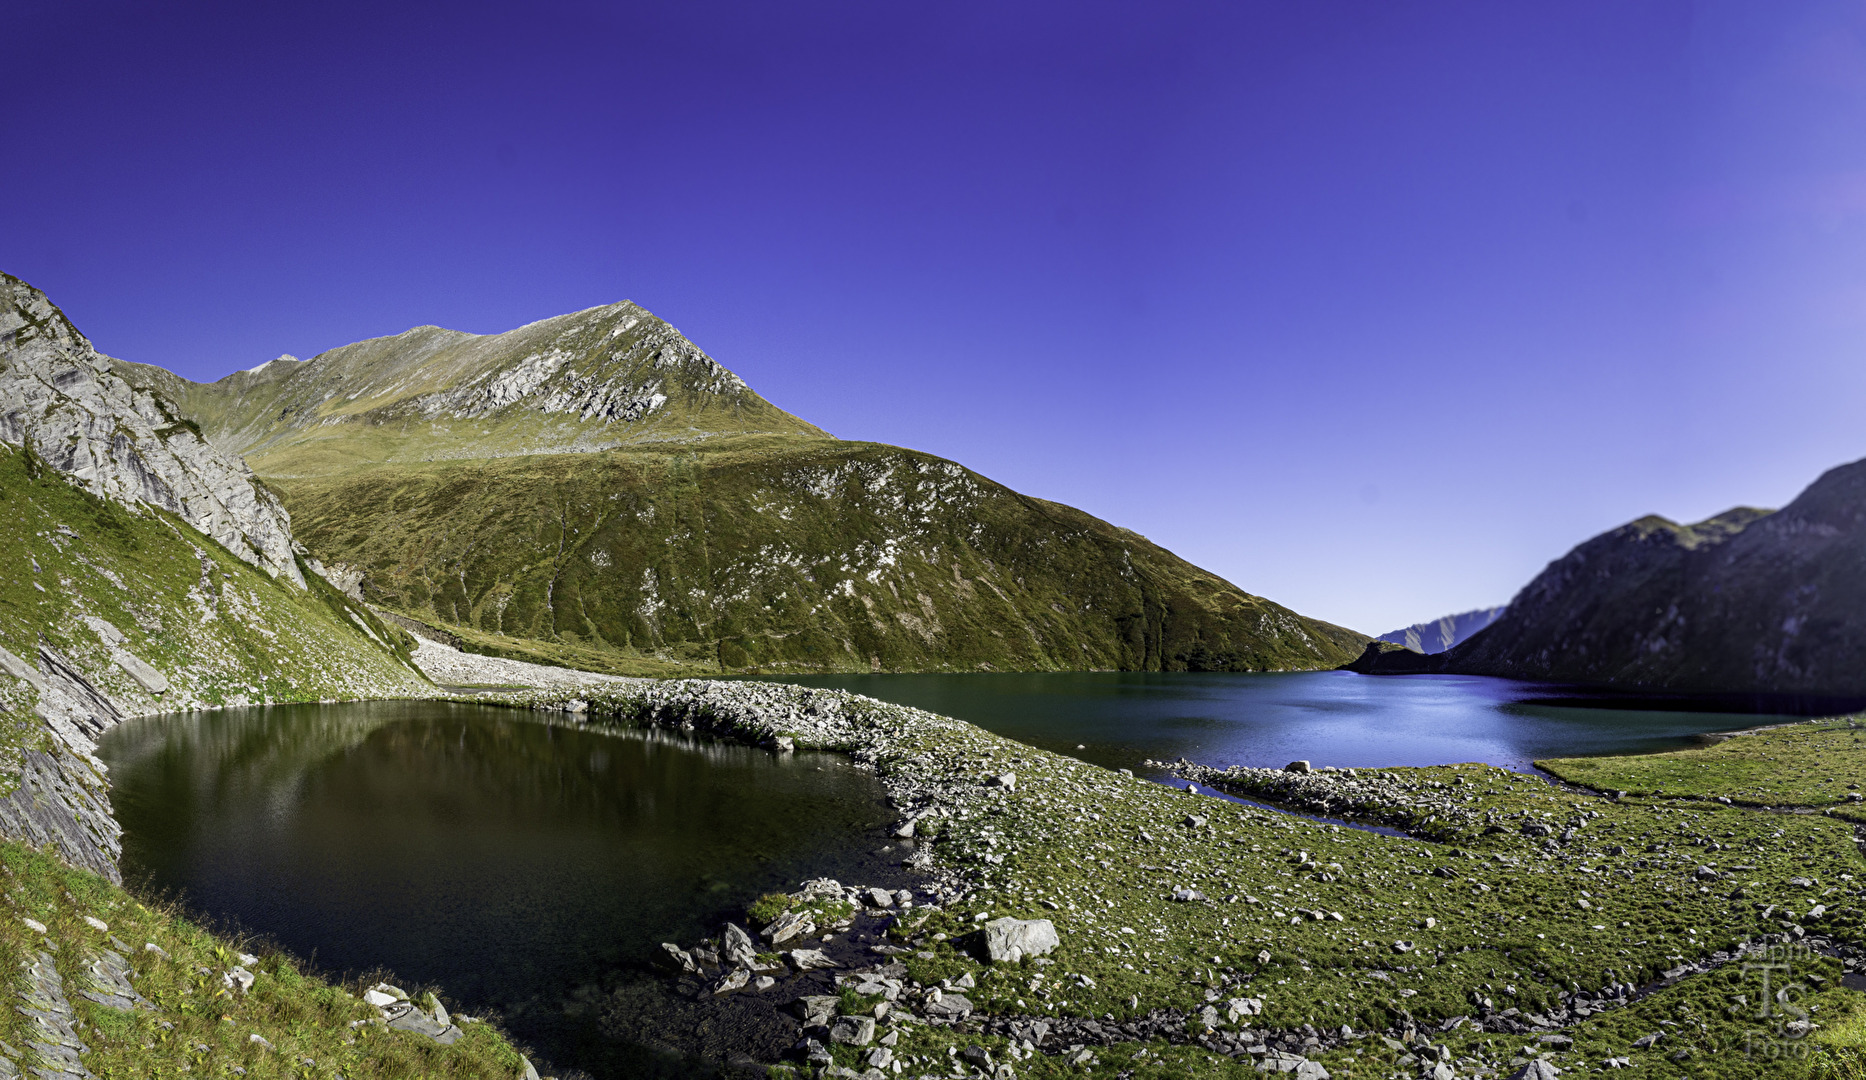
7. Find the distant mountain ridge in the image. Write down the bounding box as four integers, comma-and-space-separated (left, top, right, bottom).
1377, 606, 1506, 655
112, 293, 1368, 677
1342, 476, 1866, 695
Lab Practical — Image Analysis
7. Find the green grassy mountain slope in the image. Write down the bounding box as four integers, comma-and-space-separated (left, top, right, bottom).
1348, 464, 1866, 694
271, 440, 1367, 675
124, 300, 1367, 676
112, 300, 827, 476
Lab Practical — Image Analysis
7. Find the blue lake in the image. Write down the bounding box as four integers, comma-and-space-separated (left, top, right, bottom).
763, 669, 1796, 776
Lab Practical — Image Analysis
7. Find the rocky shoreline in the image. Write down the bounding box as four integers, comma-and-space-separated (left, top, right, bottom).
476, 664, 1866, 1078
12, 630, 1866, 1078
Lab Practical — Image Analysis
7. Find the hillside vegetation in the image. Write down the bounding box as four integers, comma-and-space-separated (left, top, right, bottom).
117, 298, 1368, 677
271, 439, 1366, 676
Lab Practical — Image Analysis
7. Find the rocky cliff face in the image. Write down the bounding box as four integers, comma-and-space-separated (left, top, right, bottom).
1349, 475, 1866, 695
1377, 605, 1506, 655
1, 274, 305, 586
0, 275, 433, 879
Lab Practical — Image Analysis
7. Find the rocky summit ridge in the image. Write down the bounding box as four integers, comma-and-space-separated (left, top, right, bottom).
114, 299, 828, 476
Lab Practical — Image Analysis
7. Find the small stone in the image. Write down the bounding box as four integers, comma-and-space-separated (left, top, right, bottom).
363, 988, 399, 1007
82, 916, 108, 933
865, 887, 895, 908
21, 919, 45, 935
830, 1015, 877, 1046
763, 910, 816, 944
248, 1034, 271, 1049
713, 968, 749, 995
795, 995, 840, 1027
1508, 1060, 1562, 1080
1285, 760, 1312, 774
1171, 888, 1208, 903
924, 991, 975, 1020
143, 942, 168, 959
787, 948, 838, 970
222, 967, 255, 993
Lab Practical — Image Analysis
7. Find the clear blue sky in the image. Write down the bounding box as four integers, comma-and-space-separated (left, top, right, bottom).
9, 1, 1866, 635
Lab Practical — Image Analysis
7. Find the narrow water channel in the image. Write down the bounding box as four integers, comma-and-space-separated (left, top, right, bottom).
98, 701, 903, 1078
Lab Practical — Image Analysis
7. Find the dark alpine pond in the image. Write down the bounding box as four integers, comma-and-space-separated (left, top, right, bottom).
97, 673, 1800, 1077
97, 701, 905, 1079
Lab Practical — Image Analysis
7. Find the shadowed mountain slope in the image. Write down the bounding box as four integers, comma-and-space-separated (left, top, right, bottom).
1348, 461, 1866, 695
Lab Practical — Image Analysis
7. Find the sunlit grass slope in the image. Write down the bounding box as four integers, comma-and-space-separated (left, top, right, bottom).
269, 439, 1367, 677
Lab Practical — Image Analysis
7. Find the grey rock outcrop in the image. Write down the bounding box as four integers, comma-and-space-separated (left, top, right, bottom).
977, 917, 1059, 963
0, 273, 304, 587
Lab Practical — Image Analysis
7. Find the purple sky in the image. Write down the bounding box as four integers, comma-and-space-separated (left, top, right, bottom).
9, 1, 1866, 635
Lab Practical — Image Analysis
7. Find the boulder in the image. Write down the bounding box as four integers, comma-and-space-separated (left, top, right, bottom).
724, 922, 758, 967
978, 917, 1060, 963
712, 968, 749, 995
385, 1006, 462, 1045
1285, 760, 1313, 774
660, 943, 701, 974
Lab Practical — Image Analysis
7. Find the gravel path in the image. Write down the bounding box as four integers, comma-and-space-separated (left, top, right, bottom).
409, 637, 645, 694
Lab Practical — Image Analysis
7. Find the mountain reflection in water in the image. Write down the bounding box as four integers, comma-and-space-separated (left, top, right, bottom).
100, 701, 899, 1078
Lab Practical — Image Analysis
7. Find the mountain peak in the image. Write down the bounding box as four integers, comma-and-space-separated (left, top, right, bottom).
143, 300, 827, 475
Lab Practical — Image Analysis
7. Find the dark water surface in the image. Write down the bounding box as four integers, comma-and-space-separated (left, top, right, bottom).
766, 669, 1803, 775
98, 702, 899, 1078
97, 673, 1801, 1077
